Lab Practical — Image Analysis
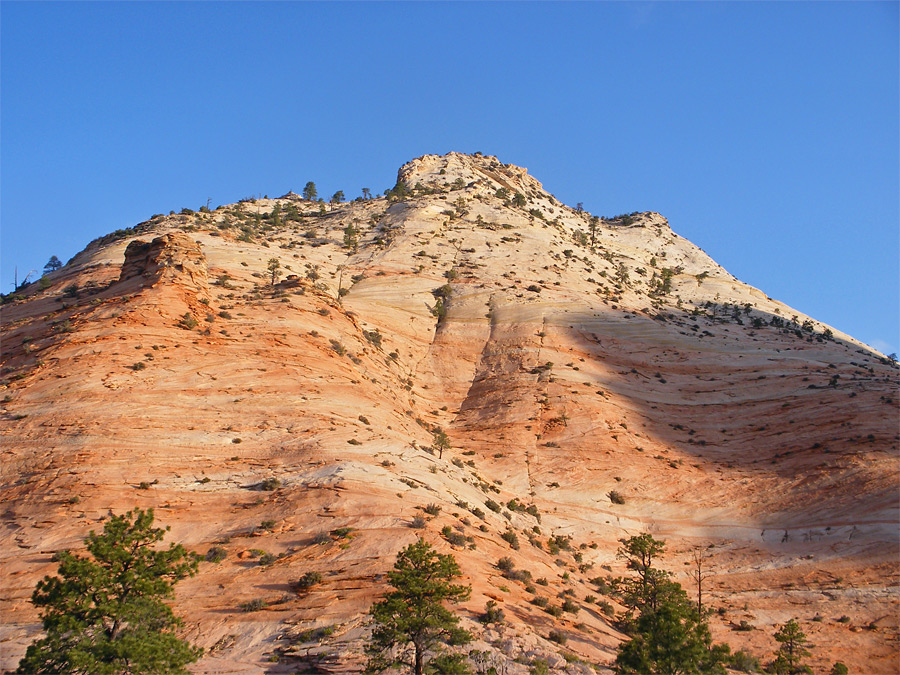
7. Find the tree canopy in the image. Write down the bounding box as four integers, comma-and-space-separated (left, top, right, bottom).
614, 534, 729, 675
17, 508, 202, 675
366, 538, 471, 675
303, 181, 317, 201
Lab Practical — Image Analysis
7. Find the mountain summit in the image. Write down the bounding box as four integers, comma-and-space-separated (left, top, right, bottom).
2, 153, 897, 673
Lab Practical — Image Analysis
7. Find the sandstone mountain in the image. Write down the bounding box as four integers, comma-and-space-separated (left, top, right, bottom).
2, 152, 897, 673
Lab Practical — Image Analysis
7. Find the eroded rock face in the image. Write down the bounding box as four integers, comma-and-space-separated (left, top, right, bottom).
0, 153, 897, 674
118, 231, 208, 289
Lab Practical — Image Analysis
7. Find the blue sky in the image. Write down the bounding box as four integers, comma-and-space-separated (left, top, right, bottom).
2, 1, 897, 354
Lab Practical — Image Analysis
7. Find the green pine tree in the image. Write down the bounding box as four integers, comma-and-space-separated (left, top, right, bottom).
771, 619, 812, 674
614, 534, 729, 675
365, 538, 471, 675
267, 257, 282, 286
16, 508, 202, 675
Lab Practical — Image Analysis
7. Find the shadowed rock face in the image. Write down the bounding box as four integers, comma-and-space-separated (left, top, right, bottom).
1, 152, 897, 674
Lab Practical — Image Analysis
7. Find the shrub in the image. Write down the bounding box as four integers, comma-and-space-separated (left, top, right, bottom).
504, 568, 532, 582
410, 515, 427, 529
608, 490, 626, 505
296, 625, 334, 643
257, 552, 277, 566
485, 500, 501, 513
294, 572, 323, 590
562, 598, 580, 614
728, 649, 761, 672
481, 600, 504, 624
547, 630, 567, 645
205, 546, 227, 563
259, 477, 281, 491
501, 530, 520, 550
441, 526, 466, 546
178, 313, 198, 330
240, 598, 267, 612
330, 527, 354, 539
497, 557, 515, 572
424, 504, 442, 516
312, 532, 332, 545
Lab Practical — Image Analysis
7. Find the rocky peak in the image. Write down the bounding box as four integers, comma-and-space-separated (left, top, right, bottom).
397, 152, 545, 197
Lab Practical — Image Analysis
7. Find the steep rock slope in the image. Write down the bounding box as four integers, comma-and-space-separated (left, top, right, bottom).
1, 153, 897, 674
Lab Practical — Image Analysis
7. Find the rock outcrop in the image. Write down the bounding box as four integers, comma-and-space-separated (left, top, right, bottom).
118, 231, 208, 287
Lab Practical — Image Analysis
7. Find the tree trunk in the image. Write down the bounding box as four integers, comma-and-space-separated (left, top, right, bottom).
414, 643, 424, 675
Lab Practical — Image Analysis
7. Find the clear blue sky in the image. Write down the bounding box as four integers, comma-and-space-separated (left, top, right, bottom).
2, 1, 897, 354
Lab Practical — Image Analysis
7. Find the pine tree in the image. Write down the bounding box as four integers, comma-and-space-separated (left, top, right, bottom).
267, 257, 282, 286
771, 619, 812, 675
614, 534, 729, 675
17, 508, 202, 674
303, 181, 317, 201
366, 538, 471, 675
43, 255, 62, 274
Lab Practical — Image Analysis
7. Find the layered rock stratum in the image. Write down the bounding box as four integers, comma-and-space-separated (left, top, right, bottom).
1, 152, 897, 673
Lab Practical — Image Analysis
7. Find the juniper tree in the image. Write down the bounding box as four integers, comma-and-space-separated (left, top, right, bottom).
16, 508, 202, 675
366, 538, 471, 675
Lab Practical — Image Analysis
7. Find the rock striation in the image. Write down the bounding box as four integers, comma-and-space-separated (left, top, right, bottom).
1, 152, 897, 674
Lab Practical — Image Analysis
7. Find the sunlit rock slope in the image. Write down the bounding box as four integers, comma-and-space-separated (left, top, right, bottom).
2, 152, 897, 674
